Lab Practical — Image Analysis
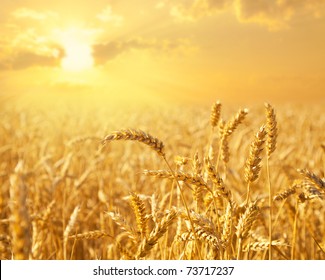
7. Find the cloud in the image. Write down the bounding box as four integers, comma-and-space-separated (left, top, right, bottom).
96, 5, 124, 26
0, 24, 65, 71
235, 0, 325, 30
0, 48, 64, 70
12, 7, 58, 21
0, 7, 64, 70
160, 0, 325, 30
92, 37, 195, 65
162, 0, 232, 21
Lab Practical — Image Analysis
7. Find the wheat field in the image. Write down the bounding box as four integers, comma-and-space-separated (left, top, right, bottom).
0, 100, 324, 260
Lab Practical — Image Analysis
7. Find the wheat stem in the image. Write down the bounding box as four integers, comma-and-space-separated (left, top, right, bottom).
163, 157, 202, 259
291, 200, 299, 260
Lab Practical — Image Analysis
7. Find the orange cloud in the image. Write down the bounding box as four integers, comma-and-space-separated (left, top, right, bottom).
167, 0, 230, 21
161, 0, 325, 30
235, 0, 325, 30
0, 23, 64, 70
92, 37, 195, 65
0, 48, 64, 70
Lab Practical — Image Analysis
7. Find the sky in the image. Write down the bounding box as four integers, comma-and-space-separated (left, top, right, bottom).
1, 0, 325, 107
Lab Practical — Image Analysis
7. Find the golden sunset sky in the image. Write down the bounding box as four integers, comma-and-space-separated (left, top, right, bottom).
1, 0, 325, 107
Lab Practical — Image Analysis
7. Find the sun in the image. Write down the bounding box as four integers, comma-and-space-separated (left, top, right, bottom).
61, 41, 93, 72
58, 28, 94, 72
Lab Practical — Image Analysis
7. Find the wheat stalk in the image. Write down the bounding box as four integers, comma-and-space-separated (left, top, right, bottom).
265, 102, 277, 260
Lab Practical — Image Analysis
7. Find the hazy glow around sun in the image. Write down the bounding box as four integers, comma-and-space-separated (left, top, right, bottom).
57, 28, 94, 72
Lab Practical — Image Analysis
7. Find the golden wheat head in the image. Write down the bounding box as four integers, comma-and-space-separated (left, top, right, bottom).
103, 129, 165, 157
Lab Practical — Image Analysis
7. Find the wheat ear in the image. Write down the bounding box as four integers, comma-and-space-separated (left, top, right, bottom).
224, 108, 249, 137
143, 170, 210, 193
63, 206, 80, 260
274, 187, 297, 201
236, 201, 259, 259
210, 101, 222, 128
130, 192, 148, 239
192, 152, 204, 211
136, 208, 178, 259
9, 161, 31, 260
265, 102, 277, 260
218, 108, 248, 169
205, 158, 232, 201
298, 169, 325, 191
106, 211, 138, 243
69, 230, 112, 240
103, 129, 165, 157
208, 101, 222, 163
265, 103, 278, 158
244, 125, 267, 204
244, 240, 287, 252
221, 202, 233, 258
